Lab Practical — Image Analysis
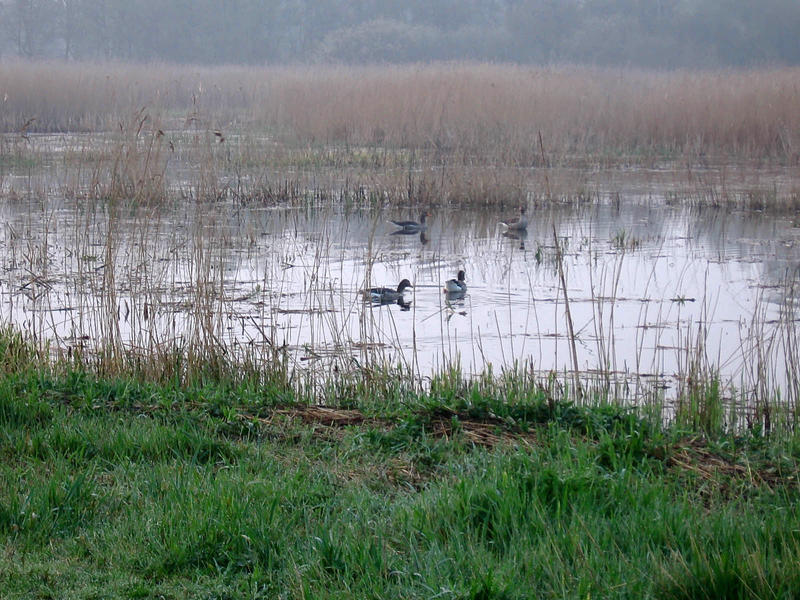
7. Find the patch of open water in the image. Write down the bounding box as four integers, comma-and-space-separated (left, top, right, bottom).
1, 193, 798, 401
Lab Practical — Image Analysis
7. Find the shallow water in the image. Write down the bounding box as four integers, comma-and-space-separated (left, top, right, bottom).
1, 190, 798, 401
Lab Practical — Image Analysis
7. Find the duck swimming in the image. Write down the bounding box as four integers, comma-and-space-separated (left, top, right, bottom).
363, 279, 414, 303
390, 213, 428, 232
444, 270, 467, 294
500, 206, 528, 231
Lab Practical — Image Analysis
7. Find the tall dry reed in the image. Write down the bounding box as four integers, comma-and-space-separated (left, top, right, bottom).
2, 60, 799, 162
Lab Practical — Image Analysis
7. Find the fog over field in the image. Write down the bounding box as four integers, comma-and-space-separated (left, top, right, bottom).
1, 0, 799, 68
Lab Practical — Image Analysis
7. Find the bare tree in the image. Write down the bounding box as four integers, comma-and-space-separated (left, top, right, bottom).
5, 0, 59, 57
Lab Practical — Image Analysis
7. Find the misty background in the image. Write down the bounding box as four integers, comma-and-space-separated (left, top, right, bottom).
1, 0, 799, 68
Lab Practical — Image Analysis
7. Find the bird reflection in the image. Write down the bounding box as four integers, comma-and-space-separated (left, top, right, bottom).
390, 229, 429, 245
502, 228, 528, 250
364, 293, 413, 311
444, 290, 467, 303
444, 291, 468, 322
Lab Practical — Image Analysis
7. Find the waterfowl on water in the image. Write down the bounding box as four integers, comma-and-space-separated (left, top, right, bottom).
363, 279, 414, 303
500, 206, 528, 231
444, 270, 467, 294
390, 213, 428, 232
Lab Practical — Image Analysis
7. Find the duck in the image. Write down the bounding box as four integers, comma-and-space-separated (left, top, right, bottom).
500, 206, 528, 231
363, 279, 414, 303
390, 213, 428, 233
443, 270, 467, 294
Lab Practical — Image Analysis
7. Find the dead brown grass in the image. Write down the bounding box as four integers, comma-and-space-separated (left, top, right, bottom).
2, 60, 799, 162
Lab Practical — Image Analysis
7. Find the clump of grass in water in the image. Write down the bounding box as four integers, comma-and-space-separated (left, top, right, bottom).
0, 326, 43, 374
676, 375, 726, 436
611, 228, 642, 251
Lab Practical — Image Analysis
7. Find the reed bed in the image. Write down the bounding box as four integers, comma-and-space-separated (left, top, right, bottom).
3, 60, 799, 211
2, 60, 800, 163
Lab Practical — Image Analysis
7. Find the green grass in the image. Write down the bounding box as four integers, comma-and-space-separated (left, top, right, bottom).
0, 154, 40, 170
1, 333, 800, 598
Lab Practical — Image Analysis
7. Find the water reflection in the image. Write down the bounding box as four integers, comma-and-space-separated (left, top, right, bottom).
444, 290, 468, 307
502, 228, 528, 250
1, 194, 798, 401
389, 228, 429, 246
364, 296, 413, 311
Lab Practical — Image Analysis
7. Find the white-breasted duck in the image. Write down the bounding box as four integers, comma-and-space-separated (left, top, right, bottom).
444, 270, 467, 294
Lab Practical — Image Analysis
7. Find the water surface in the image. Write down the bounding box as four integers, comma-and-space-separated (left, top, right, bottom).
1, 192, 797, 402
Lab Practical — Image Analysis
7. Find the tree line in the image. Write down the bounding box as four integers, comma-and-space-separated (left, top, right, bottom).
1, 0, 799, 68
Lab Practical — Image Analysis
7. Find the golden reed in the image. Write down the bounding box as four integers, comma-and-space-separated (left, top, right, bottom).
1, 60, 799, 162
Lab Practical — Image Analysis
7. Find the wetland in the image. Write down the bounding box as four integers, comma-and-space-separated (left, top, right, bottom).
2, 126, 799, 420
2, 61, 800, 598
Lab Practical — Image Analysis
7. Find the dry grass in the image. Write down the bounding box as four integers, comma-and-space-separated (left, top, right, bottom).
2, 60, 800, 163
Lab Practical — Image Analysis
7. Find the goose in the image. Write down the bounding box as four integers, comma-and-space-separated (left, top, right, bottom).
363, 279, 413, 303
500, 206, 528, 231
390, 213, 428, 232
444, 270, 467, 294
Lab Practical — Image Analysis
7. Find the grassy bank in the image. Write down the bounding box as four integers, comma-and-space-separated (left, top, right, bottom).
1, 331, 799, 598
